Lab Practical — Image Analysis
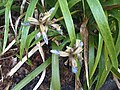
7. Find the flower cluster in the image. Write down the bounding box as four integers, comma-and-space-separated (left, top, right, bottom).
51, 39, 83, 73
27, 8, 62, 44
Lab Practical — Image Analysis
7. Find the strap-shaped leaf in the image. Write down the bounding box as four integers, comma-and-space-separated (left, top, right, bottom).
109, 10, 120, 56
111, 67, 120, 80
103, 0, 120, 6
3, 0, 13, 51
51, 42, 61, 90
13, 58, 51, 90
87, 0, 118, 69
68, 0, 81, 9
20, 0, 38, 59
58, 0, 76, 46
95, 45, 112, 89
89, 35, 95, 79
90, 34, 103, 79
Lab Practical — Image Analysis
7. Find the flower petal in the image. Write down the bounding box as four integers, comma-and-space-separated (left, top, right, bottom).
42, 13, 51, 21
66, 46, 74, 52
40, 24, 48, 44
77, 53, 83, 61
50, 50, 60, 55
76, 39, 83, 48
35, 32, 41, 40
42, 31, 48, 45
49, 7, 55, 14
73, 47, 83, 54
28, 17, 39, 25
72, 67, 78, 73
51, 24, 63, 35
21, 22, 30, 26
79, 41, 83, 47
71, 58, 77, 67
59, 51, 69, 57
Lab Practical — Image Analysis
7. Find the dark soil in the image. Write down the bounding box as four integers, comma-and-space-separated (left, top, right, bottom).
0, 45, 75, 90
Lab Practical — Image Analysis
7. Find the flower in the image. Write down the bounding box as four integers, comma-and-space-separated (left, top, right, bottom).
51, 39, 83, 73
27, 7, 62, 45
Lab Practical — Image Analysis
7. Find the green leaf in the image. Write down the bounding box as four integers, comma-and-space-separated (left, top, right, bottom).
59, 37, 70, 50
20, 0, 38, 59
116, 22, 120, 55
13, 58, 51, 90
95, 65, 112, 90
25, 30, 39, 51
87, 0, 118, 69
109, 10, 120, 55
89, 35, 94, 80
0, 2, 6, 7
68, 0, 81, 9
51, 42, 61, 90
3, 0, 14, 51
111, 67, 120, 80
90, 34, 103, 79
50, 0, 81, 20
58, 0, 76, 46
103, 0, 120, 6
95, 45, 112, 89
0, 8, 5, 15
50, 1, 59, 19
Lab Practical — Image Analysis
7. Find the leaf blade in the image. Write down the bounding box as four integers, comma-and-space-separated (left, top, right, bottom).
20, 0, 38, 59
87, 0, 118, 69
51, 42, 61, 90
58, 0, 76, 46
13, 58, 51, 90
3, 0, 14, 51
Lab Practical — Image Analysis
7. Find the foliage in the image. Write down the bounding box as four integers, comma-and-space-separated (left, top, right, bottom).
0, 0, 120, 90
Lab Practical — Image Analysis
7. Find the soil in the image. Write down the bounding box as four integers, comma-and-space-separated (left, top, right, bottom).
0, 41, 75, 90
